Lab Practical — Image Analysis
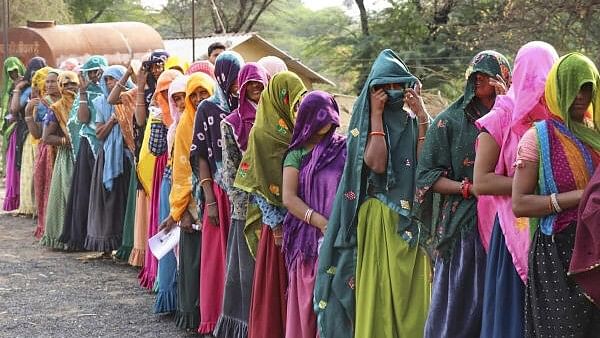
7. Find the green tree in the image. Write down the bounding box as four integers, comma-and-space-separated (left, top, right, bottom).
8, 0, 72, 25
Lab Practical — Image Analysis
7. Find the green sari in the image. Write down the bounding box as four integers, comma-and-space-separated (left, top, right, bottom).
1, 57, 26, 153
413, 50, 512, 259
315, 49, 430, 338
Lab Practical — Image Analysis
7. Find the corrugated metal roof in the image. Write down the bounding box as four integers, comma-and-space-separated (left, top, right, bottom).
164, 33, 334, 86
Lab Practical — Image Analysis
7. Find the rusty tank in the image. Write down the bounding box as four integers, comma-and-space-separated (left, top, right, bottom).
1, 20, 164, 67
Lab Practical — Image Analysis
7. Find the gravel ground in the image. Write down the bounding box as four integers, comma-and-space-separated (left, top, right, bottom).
0, 210, 198, 338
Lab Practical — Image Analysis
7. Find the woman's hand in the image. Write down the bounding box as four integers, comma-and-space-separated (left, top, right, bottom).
14, 77, 27, 90
160, 215, 178, 233
273, 226, 283, 246
136, 64, 148, 87
370, 88, 387, 117
489, 74, 508, 96
206, 201, 219, 226
180, 211, 195, 233
405, 83, 428, 119
78, 72, 89, 92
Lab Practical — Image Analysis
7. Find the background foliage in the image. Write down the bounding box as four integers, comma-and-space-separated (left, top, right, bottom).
6, 0, 600, 97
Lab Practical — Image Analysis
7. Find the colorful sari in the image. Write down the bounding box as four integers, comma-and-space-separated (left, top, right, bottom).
412, 51, 511, 338
170, 73, 214, 329
315, 49, 431, 338
41, 71, 78, 249
283, 91, 346, 338
191, 51, 244, 334
85, 66, 134, 252
234, 71, 306, 338
215, 63, 269, 338
475, 41, 558, 338
521, 53, 600, 337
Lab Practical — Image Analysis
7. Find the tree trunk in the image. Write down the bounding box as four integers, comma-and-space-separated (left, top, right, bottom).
354, 0, 369, 36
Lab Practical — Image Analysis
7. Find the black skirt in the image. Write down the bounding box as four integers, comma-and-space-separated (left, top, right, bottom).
525, 223, 600, 337
60, 138, 95, 250
84, 148, 131, 252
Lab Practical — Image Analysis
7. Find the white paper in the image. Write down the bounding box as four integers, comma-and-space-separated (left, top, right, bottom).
148, 227, 181, 260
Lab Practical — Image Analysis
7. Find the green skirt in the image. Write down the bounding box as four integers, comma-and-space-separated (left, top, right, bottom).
355, 198, 431, 337
40, 146, 73, 249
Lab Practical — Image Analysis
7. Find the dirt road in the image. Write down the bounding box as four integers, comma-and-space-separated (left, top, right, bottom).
0, 212, 194, 338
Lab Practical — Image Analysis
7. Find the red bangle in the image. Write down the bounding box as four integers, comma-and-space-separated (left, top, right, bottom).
461, 180, 471, 199
369, 131, 385, 137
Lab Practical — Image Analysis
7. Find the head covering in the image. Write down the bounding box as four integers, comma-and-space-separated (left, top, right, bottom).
208, 51, 245, 113
51, 71, 79, 138
233, 71, 307, 205
144, 50, 171, 106
165, 55, 189, 74
92, 65, 134, 191
153, 69, 181, 127
166, 74, 189, 155
59, 58, 80, 71
282, 90, 346, 270
258, 56, 288, 78
31, 66, 53, 96
186, 60, 215, 78
474, 42, 557, 280
169, 73, 215, 221
509, 41, 559, 136
544, 52, 600, 151
224, 62, 269, 152
24, 57, 47, 83
413, 50, 511, 259
80, 55, 108, 73
1, 57, 26, 115
190, 51, 244, 177
314, 50, 422, 337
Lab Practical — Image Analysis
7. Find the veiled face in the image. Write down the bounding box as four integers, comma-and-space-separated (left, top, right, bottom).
189, 86, 210, 108
45, 73, 59, 96
172, 92, 186, 112
473, 72, 495, 99
569, 82, 593, 122
104, 75, 118, 92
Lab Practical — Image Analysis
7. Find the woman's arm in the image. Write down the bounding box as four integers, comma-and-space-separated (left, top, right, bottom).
42, 121, 68, 146
9, 84, 25, 115
282, 166, 328, 232
472, 132, 512, 196
24, 99, 42, 138
198, 156, 218, 226
364, 89, 388, 174
95, 118, 118, 141
512, 159, 583, 217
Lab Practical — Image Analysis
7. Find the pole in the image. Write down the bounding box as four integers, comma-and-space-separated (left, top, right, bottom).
191, 0, 195, 61
2, 0, 9, 65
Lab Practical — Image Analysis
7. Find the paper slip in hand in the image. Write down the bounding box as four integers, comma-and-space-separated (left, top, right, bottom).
148, 227, 181, 260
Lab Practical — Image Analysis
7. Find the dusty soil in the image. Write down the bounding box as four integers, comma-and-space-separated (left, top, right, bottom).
0, 211, 197, 338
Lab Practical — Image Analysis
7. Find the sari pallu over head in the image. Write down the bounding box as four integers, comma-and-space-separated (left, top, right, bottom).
535, 52, 600, 307
68, 55, 108, 158
166, 75, 189, 158
190, 51, 244, 178
412, 50, 511, 259
475, 41, 557, 280
1, 57, 26, 138
282, 90, 346, 271
143, 50, 170, 107
51, 71, 80, 141
169, 73, 215, 221
92, 65, 134, 191
233, 71, 307, 206
153, 69, 182, 127
224, 62, 269, 152
314, 49, 422, 338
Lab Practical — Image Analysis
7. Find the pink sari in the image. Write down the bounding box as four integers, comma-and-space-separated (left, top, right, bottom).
3, 130, 20, 211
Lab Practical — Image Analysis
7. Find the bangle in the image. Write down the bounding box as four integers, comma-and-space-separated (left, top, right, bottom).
12, 89, 20, 93
304, 208, 314, 224
418, 136, 425, 141
369, 131, 385, 137
200, 178, 213, 186
550, 193, 562, 213
79, 100, 87, 104
118, 82, 127, 89
460, 179, 471, 199
25, 116, 33, 121
548, 195, 554, 214
206, 201, 217, 206
418, 120, 429, 125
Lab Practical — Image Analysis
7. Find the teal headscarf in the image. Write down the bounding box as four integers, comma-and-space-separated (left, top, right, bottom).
314, 49, 420, 338
412, 50, 511, 259
67, 55, 108, 157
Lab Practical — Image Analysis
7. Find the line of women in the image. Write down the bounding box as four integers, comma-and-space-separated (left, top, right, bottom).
1, 39, 599, 338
